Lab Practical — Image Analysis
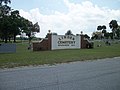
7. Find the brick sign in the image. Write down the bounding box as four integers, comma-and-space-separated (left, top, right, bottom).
51, 35, 81, 50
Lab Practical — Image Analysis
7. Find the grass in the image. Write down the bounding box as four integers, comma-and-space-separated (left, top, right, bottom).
0, 40, 120, 68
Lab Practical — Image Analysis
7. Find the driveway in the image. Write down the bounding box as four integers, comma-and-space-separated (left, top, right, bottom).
0, 57, 120, 90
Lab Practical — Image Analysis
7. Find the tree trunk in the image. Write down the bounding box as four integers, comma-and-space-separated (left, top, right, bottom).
2, 37, 4, 42
13, 34, 16, 43
9, 37, 11, 42
5, 36, 8, 43
28, 36, 31, 44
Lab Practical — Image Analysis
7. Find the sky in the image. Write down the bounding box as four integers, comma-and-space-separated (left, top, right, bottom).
10, 0, 120, 38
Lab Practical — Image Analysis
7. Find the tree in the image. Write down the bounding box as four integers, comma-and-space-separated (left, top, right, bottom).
0, 0, 23, 43
0, 0, 11, 43
27, 22, 40, 44
0, 15, 11, 43
116, 26, 120, 39
101, 25, 107, 39
97, 25, 103, 39
0, 0, 11, 5
109, 20, 118, 39
65, 30, 73, 35
10, 10, 21, 42
96, 25, 107, 39
97, 25, 102, 31
0, 0, 11, 16
91, 32, 98, 40
20, 18, 40, 44
32, 22, 40, 33
0, 0, 40, 43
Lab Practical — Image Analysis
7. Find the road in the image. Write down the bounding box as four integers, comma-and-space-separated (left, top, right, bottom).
0, 57, 120, 90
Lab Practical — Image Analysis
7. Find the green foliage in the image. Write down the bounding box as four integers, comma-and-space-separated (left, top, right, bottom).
92, 21, 120, 40
109, 20, 119, 39
65, 30, 73, 35
92, 25, 107, 39
97, 25, 102, 31
0, 0, 11, 5
116, 26, 120, 39
0, 0, 40, 43
109, 20, 118, 30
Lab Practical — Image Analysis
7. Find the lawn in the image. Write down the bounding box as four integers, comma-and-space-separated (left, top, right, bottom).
0, 40, 120, 68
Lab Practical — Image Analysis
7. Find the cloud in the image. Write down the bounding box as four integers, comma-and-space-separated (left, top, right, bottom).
19, 0, 120, 38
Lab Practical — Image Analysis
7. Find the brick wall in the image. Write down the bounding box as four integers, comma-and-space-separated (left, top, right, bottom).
33, 34, 52, 51
47, 34, 52, 50
81, 35, 93, 49
81, 35, 87, 49
33, 34, 93, 51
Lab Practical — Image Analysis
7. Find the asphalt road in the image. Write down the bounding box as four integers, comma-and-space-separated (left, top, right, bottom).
0, 57, 120, 90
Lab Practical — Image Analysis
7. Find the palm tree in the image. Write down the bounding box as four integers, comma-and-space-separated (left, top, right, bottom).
97, 25, 103, 39
116, 26, 120, 39
97, 25, 102, 31
109, 20, 118, 39
102, 25, 106, 30
102, 25, 107, 38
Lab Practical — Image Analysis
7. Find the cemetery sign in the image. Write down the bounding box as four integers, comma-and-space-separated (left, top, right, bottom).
51, 35, 81, 50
